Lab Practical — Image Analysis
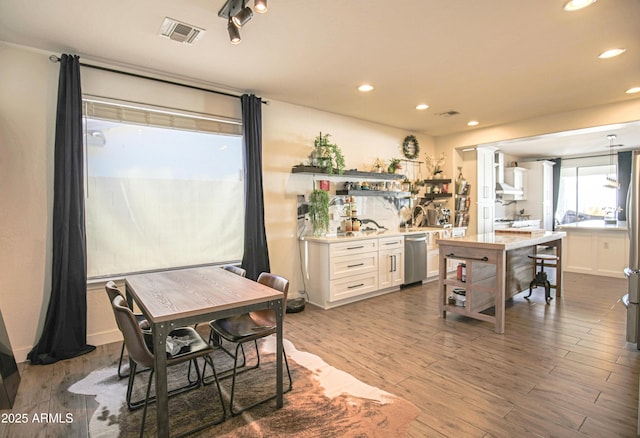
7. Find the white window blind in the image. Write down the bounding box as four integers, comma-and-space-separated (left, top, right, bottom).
83, 97, 244, 278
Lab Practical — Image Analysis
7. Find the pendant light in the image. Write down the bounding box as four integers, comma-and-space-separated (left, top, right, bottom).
604, 134, 618, 189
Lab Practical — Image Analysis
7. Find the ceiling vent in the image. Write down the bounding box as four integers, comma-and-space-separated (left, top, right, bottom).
159, 17, 205, 44
438, 110, 460, 117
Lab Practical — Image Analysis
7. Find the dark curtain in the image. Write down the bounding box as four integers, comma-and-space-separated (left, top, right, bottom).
618, 151, 632, 221
240, 94, 270, 280
551, 158, 561, 230
27, 55, 95, 365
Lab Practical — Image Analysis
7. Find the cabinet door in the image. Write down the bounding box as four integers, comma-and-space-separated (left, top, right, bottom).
379, 248, 404, 288
427, 247, 439, 278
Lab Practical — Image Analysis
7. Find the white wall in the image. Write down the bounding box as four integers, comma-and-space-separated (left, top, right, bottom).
0, 42, 434, 361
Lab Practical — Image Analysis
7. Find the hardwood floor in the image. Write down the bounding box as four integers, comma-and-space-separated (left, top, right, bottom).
1, 272, 638, 437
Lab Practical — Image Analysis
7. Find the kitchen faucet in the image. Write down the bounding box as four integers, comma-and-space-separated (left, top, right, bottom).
412, 204, 428, 228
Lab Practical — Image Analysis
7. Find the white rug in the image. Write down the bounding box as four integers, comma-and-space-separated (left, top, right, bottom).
69, 337, 417, 437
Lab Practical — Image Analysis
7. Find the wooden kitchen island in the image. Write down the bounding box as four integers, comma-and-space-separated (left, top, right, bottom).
437, 231, 566, 334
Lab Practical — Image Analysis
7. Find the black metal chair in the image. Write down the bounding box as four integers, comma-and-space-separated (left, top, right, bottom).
110, 294, 226, 437
204, 272, 292, 415
525, 253, 559, 304
105, 281, 150, 378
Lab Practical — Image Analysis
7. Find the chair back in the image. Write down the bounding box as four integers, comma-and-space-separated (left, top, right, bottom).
105, 280, 123, 302
250, 272, 289, 327
223, 265, 247, 277
111, 295, 155, 369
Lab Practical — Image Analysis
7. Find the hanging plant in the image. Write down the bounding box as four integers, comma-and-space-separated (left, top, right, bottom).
311, 132, 345, 175
387, 158, 402, 174
308, 189, 330, 236
402, 135, 420, 160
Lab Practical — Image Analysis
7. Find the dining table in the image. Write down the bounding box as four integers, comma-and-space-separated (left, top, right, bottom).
125, 266, 285, 437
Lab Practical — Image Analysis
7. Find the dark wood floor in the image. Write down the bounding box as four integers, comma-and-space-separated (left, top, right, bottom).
1, 272, 638, 437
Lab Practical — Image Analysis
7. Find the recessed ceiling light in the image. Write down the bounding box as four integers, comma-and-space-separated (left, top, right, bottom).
563, 0, 597, 11
416, 103, 429, 110
467, 120, 479, 127
358, 84, 374, 92
626, 87, 640, 94
598, 48, 626, 59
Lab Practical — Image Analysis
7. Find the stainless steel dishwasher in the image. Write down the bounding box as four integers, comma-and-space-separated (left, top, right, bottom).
404, 233, 427, 285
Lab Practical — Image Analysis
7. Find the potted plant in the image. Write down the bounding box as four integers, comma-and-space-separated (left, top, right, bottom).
388, 158, 402, 174
308, 189, 330, 236
311, 132, 345, 175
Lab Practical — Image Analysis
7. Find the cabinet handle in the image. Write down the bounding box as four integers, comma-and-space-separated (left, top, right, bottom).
347, 245, 364, 250
390, 255, 395, 272
347, 263, 364, 268
445, 253, 488, 262
384, 242, 398, 246
348, 283, 365, 289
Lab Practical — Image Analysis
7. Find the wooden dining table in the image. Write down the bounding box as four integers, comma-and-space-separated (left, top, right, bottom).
125, 266, 285, 437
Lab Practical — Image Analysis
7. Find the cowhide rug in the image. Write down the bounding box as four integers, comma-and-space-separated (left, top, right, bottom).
69, 336, 419, 437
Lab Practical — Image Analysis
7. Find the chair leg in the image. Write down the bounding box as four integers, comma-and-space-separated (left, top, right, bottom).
228, 343, 293, 416
526, 280, 535, 299
544, 280, 552, 304
118, 342, 127, 378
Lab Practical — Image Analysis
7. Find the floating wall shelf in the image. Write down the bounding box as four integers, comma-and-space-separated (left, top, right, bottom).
291, 166, 405, 180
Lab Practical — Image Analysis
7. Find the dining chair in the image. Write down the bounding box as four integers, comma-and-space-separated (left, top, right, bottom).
105, 281, 150, 378
111, 294, 226, 436
222, 264, 247, 277
204, 272, 292, 415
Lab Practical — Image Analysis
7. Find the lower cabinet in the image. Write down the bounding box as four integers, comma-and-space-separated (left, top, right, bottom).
304, 236, 405, 309
378, 237, 404, 289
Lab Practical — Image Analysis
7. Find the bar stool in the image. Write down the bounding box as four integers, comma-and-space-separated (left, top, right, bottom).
525, 253, 559, 304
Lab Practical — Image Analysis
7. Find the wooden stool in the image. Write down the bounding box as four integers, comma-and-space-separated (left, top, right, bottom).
526, 254, 559, 304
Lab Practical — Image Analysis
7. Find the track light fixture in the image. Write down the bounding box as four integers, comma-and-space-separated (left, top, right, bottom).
254, 0, 267, 13
227, 18, 241, 44
232, 5, 253, 27
218, 0, 267, 44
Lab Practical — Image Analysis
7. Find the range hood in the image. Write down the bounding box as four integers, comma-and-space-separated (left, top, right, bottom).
495, 152, 524, 196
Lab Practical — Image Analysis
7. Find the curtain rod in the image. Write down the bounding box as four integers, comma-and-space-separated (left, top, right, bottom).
49, 54, 266, 104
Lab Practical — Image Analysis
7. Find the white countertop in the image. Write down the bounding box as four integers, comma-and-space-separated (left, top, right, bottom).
436, 231, 566, 251
300, 227, 452, 243
557, 220, 627, 231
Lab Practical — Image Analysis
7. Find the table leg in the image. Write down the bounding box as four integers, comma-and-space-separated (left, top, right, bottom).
555, 238, 563, 297
275, 297, 283, 408
495, 250, 506, 334
153, 322, 170, 437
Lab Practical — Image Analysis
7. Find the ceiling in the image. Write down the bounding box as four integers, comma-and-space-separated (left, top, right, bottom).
1, 0, 639, 157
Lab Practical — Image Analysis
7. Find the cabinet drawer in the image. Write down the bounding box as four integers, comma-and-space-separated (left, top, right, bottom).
378, 236, 404, 250
330, 253, 377, 279
330, 239, 377, 257
329, 272, 379, 302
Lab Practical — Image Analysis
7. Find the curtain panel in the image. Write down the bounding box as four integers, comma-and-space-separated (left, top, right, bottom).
28, 54, 95, 365
240, 94, 270, 280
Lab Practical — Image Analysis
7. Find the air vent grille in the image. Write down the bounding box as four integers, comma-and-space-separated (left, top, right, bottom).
159, 17, 205, 45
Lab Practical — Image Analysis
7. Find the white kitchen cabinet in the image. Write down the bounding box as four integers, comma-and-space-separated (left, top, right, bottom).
562, 226, 628, 278
426, 231, 441, 278
304, 235, 405, 309
425, 228, 466, 279
476, 146, 496, 234
520, 161, 555, 230
378, 237, 404, 289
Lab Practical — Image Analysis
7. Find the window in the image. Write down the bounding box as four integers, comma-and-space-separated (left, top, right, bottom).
555, 156, 617, 225
83, 97, 244, 278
